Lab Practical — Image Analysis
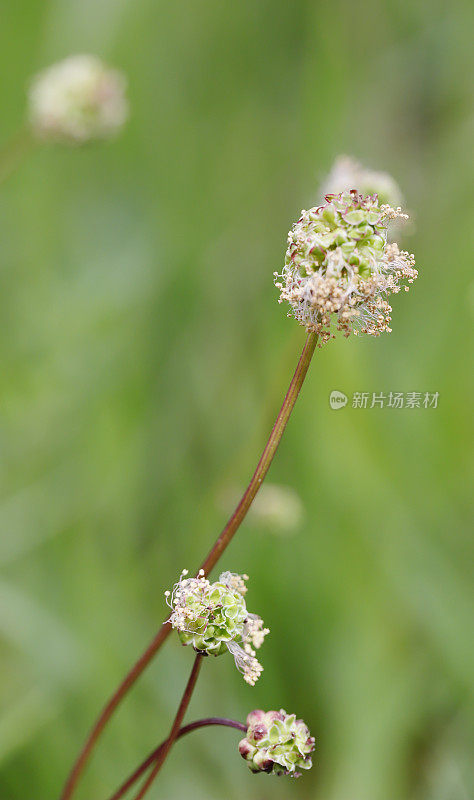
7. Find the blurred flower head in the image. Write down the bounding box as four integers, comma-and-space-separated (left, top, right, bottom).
165, 569, 269, 685
249, 483, 304, 532
239, 709, 315, 777
28, 55, 128, 144
275, 190, 417, 344
322, 155, 403, 207
217, 483, 304, 535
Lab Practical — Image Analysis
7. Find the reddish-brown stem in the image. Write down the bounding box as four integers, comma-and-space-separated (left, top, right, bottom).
198, 330, 318, 574
60, 330, 317, 800
60, 623, 172, 800
106, 718, 246, 800
131, 655, 203, 800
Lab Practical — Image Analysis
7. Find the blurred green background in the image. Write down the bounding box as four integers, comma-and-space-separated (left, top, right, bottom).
0, 1, 473, 798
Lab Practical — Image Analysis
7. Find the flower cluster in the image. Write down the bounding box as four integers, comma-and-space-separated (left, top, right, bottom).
321, 155, 403, 207
28, 55, 128, 144
275, 191, 417, 344
239, 709, 315, 777
165, 570, 269, 685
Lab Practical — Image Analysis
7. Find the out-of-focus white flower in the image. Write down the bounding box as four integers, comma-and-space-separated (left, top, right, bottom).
217, 483, 304, 535
321, 155, 403, 207
28, 55, 128, 144
249, 484, 304, 533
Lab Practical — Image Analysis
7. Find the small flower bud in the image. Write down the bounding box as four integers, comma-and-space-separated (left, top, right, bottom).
238, 709, 315, 777
246, 709, 266, 726
275, 191, 417, 344
166, 570, 269, 685
238, 739, 254, 759
28, 55, 128, 144
252, 749, 273, 772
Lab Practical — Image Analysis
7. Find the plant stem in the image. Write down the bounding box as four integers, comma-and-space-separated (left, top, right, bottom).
60, 329, 318, 800
107, 718, 246, 800
131, 655, 203, 800
198, 329, 318, 574
60, 623, 172, 800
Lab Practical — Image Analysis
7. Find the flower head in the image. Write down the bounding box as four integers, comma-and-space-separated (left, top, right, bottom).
249, 483, 304, 533
165, 570, 269, 685
218, 483, 304, 535
322, 155, 403, 207
239, 709, 315, 777
28, 55, 128, 144
275, 191, 417, 344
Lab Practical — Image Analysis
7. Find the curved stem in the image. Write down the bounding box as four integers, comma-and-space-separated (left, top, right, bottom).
131, 655, 203, 800
60, 623, 172, 800
60, 330, 317, 800
198, 330, 318, 574
107, 718, 246, 800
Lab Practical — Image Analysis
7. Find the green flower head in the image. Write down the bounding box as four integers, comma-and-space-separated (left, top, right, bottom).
165, 570, 269, 685
239, 709, 315, 777
275, 190, 417, 344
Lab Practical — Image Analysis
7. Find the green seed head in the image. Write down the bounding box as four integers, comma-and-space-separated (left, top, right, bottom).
239, 709, 315, 777
176, 578, 247, 654
166, 570, 269, 685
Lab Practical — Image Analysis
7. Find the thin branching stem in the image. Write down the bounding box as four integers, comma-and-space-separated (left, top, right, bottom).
130, 655, 203, 800
60, 330, 318, 800
107, 717, 247, 800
